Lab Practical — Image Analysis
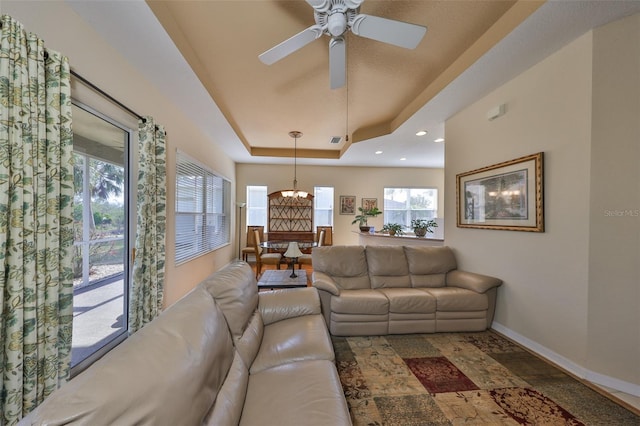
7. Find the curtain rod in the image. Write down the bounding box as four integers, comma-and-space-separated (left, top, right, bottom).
71, 69, 145, 122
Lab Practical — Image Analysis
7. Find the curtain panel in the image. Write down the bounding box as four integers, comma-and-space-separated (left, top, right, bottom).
129, 117, 166, 334
0, 15, 74, 425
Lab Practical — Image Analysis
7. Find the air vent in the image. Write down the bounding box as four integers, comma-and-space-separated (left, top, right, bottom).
330, 136, 342, 144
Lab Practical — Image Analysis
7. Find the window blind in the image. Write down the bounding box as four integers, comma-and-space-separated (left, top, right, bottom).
175, 151, 230, 264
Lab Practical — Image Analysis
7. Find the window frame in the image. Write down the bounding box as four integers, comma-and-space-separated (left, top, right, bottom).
383, 187, 438, 230
175, 150, 231, 265
246, 185, 268, 228
314, 186, 334, 227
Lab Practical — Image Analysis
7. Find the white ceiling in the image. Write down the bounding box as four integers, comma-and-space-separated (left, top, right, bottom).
67, 0, 640, 168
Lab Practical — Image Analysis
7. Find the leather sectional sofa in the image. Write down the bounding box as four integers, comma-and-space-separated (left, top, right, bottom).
21, 262, 351, 426
312, 245, 502, 336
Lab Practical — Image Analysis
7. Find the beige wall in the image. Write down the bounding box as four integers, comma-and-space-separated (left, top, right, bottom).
5, 2, 237, 306
236, 164, 444, 246
446, 15, 639, 392
588, 14, 640, 386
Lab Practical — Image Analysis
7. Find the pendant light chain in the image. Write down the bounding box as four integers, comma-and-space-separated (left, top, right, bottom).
283, 131, 306, 198
293, 132, 298, 190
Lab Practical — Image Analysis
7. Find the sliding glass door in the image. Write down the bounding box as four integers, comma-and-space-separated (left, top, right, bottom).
71, 103, 130, 369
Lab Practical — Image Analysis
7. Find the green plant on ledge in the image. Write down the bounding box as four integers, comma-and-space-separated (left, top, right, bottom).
352, 207, 382, 232
411, 218, 438, 237
381, 223, 404, 236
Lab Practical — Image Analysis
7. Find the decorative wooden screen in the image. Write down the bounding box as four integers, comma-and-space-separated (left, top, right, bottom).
268, 191, 314, 233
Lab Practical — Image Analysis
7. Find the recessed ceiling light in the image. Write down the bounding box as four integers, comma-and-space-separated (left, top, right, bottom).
400, 157, 406, 161
375, 150, 383, 155
415, 130, 427, 136
434, 138, 445, 143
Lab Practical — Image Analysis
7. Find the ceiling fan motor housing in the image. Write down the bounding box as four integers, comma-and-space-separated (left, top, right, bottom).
328, 11, 347, 36
314, 0, 360, 37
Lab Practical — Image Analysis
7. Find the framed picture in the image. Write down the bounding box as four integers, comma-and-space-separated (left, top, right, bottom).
340, 195, 356, 215
456, 152, 544, 232
362, 198, 377, 211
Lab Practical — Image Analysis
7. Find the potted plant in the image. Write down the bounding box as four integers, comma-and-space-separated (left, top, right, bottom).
352, 207, 382, 232
411, 218, 438, 237
381, 223, 404, 236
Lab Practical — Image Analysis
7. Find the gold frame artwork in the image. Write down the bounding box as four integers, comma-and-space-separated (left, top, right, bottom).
361, 198, 377, 211
340, 195, 356, 215
456, 152, 544, 232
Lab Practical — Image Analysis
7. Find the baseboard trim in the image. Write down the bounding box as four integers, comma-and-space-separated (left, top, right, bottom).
491, 322, 640, 398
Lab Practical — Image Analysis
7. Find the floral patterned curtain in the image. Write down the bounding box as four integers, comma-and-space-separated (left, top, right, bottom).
129, 117, 166, 334
0, 15, 74, 425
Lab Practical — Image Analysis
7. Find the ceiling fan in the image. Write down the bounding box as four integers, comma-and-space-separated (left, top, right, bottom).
258, 0, 427, 89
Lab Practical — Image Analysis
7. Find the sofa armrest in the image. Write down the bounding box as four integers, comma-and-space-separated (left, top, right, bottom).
446, 270, 502, 293
258, 287, 321, 325
311, 271, 341, 296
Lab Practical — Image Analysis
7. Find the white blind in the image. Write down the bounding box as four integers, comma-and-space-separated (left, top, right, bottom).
175, 151, 230, 264
314, 186, 334, 226
383, 187, 438, 228
246, 185, 267, 227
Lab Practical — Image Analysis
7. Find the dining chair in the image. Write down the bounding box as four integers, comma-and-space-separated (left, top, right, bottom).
316, 226, 333, 246
241, 225, 264, 261
253, 228, 281, 279
298, 229, 324, 268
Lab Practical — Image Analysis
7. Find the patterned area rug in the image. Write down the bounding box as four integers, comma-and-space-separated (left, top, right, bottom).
332, 331, 639, 425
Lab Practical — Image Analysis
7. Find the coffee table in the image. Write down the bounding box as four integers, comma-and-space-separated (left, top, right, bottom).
257, 269, 307, 290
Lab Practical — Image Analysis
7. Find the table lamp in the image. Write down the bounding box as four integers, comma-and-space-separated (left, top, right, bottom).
283, 242, 303, 278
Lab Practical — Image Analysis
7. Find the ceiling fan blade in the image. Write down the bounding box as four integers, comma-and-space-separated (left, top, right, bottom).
351, 14, 427, 49
306, 0, 364, 13
329, 37, 346, 89
259, 25, 323, 65
305, 0, 330, 13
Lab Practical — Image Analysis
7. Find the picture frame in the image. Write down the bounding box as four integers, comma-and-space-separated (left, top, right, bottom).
361, 198, 377, 211
456, 152, 544, 232
339, 195, 356, 215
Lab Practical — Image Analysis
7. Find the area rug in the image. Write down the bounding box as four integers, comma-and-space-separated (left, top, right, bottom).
332, 331, 639, 425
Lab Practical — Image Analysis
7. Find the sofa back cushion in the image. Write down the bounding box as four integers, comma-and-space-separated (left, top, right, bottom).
312, 246, 371, 289
365, 246, 411, 288
202, 261, 258, 340
405, 246, 458, 288
28, 287, 235, 425
204, 350, 249, 426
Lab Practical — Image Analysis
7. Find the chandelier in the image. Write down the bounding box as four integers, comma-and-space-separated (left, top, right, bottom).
281, 131, 308, 198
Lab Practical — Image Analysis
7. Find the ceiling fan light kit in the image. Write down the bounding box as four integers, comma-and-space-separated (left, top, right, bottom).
259, 0, 427, 89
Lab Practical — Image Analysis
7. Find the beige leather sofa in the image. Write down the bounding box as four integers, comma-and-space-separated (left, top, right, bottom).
312, 245, 502, 336
21, 262, 351, 426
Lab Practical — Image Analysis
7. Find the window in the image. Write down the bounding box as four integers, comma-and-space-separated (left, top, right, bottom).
314, 186, 334, 226
383, 187, 438, 228
175, 151, 231, 264
246, 185, 268, 227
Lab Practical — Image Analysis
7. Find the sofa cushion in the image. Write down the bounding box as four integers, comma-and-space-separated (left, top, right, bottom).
378, 288, 436, 313
201, 261, 258, 339
258, 287, 321, 325
366, 246, 411, 288
204, 350, 248, 426
235, 311, 264, 369
405, 246, 457, 288
331, 289, 389, 314
422, 287, 488, 311
312, 245, 371, 289
28, 287, 234, 425
250, 314, 334, 374
241, 360, 351, 426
